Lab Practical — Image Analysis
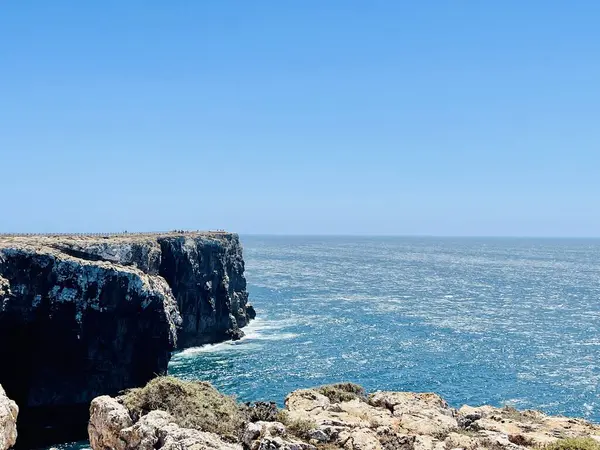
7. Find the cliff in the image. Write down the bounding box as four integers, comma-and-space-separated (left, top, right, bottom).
0, 232, 254, 448
88, 377, 600, 450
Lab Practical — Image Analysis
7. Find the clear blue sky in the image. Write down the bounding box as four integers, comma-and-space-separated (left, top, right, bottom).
1, 1, 599, 236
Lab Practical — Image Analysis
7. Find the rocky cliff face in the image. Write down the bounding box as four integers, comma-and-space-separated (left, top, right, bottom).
0, 232, 254, 448
0, 385, 18, 450
157, 235, 254, 346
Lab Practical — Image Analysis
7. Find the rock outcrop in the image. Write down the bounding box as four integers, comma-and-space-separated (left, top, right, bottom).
88, 379, 600, 450
89, 398, 241, 450
280, 387, 600, 450
0, 385, 18, 450
0, 232, 254, 447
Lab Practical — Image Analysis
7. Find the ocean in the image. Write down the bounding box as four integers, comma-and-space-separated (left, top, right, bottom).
54, 236, 600, 449
172, 236, 600, 420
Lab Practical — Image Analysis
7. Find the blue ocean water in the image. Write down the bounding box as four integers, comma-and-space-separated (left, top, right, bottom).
170, 236, 600, 421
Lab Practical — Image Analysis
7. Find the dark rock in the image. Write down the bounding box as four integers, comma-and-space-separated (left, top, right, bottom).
241, 402, 280, 423
157, 234, 253, 346
458, 412, 483, 430
376, 428, 415, 450
0, 232, 254, 448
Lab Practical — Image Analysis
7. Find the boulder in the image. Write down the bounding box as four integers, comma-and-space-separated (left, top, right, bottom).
369, 391, 458, 435
88, 396, 133, 450
89, 398, 241, 450
0, 386, 17, 450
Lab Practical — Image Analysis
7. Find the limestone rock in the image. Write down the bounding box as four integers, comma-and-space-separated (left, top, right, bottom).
413, 435, 444, 450
369, 391, 458, 435
285, 389, 331, 415
444, 431, 477, 449
258, 421, 287, 437
88, 396, 133, 450
89, 400, 241, 450
87, 380, 600, 450
243, 422, 264, 446
243, 421, 289, 448
280, 386, 600, 450
244, 421, 314, 450
456, 404, 600, 447
285, 388, 415, 450
158, 422, 242, 450
339, 428, 382, 450
0, 385, 18, 450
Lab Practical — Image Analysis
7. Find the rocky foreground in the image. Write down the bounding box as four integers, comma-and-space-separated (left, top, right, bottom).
0, 386, 17, 450
88, 377, 600, 450
0, 232, 254, 447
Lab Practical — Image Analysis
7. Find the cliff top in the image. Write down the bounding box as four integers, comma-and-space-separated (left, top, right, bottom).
0, 231, 237, 249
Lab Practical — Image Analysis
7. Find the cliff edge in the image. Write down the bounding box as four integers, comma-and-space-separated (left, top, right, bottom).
0, 232, 254, 447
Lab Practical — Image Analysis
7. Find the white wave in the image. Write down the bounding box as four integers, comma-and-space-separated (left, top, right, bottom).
243, 330, 299, 341
174, 341, 243, 356
171, 317, 298, 358
242, 316, 299, 332
502, 398, 528, 407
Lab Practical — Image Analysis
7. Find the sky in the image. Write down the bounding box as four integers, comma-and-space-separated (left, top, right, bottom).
1, 1, 599, 236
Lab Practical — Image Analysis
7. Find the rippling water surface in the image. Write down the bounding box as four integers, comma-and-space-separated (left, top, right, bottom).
170, 236, 600, 421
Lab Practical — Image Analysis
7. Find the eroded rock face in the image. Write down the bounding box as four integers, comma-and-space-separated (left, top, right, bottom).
158, 235, 255, 346
0, 232, 254, 447
50, 233, 255, 343
0, 385, 18, 450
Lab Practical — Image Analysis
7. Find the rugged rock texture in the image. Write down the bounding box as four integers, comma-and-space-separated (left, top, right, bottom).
281, 387, 600, 450
157, 234, 255, 346
0, 385, 18, 450
89, 398, 241, 450
88, 379, 600, 450
0, 232, 254, 447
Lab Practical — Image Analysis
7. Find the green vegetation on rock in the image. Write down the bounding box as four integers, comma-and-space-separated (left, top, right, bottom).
315, 382, 367, 403
239, 401, 280, 422
284, 417, 317, 440
122, 376, 245, 441
544, 438, 600, 450
275, 409, 317, 439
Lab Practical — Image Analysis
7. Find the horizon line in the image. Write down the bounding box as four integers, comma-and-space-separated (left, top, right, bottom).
1, 231, 599, 240
240, 233, 600, 239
